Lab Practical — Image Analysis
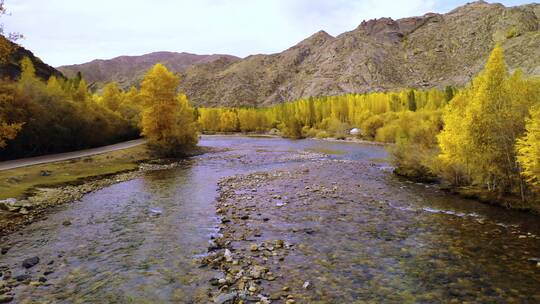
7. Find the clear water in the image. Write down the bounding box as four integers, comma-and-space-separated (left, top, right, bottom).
0, 135, 539, 303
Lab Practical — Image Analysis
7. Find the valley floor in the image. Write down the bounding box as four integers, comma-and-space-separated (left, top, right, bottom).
0, 136, 539, 303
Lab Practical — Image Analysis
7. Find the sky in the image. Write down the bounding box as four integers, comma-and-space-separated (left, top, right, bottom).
1, 0, 534, 66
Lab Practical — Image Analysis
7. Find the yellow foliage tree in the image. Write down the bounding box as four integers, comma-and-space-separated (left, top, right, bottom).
0, 121, 23, 148
140, 64, 198, 156
73, 79, 90, 102
516, 106, 540, 193
101, 82, 123, 112
0, 1, 22, 63
118, 86, 144, 128
219, 110, 239, 132
438, 45, 538, 195
198, 108, 221, 132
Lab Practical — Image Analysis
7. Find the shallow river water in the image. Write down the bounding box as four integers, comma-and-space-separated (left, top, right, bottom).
1, 136, 539, 303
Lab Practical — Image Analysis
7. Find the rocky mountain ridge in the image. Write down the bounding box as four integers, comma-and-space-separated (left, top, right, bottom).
49, 1, 540, 106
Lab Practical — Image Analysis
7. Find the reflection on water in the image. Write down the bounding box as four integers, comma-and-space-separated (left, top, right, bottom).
0, 135, 539, 303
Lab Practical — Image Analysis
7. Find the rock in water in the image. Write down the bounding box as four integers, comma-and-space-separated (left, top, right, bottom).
149, 208, 163, 216
22, 256, 40, 268
224, 249, 233, 262
15, 274, 32, 281
527, 257, 540, 264
214, 292, 237, 304
0, 295, 14, 303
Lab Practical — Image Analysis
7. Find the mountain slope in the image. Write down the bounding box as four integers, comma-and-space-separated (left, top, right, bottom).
0, 36, 63, 81
178, 1, 539, 107
57, 52, 240, 90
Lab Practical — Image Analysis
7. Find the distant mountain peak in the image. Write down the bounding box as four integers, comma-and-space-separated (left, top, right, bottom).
294, 30, 334, 48
57, 52, 240, 89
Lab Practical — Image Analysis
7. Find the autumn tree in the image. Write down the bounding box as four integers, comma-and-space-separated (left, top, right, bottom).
0, 1, 22, 62
219, 110, 239, 132
101, 82, 123, 112
72, 79, 90, 102
0, 121, 22, 148
0, 59, 138, 159
198, 108, 221, 132
118, 86, 144, 128
438, 45, 537, 196
140, 64, 198, 156
516, 106, 540, 193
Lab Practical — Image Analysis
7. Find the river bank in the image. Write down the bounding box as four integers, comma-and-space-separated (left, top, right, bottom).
0, 144, 212, 237
205, 158, 540, 303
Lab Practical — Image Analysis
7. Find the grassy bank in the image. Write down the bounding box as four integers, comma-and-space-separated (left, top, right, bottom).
0, 145, 150, 200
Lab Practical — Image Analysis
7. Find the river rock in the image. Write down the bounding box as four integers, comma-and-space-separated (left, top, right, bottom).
62, 220, 72, 226
15, 274, 31, 282
22, 256, 40, 268
0, 247, 9, 255
224, 249, 233, 262
0, 295, 13, 303
527, 257, 540, 264
39, 170, 52, 177
214, 292, 237, 304
0, 199, 20, 213
249, 265, 267, 279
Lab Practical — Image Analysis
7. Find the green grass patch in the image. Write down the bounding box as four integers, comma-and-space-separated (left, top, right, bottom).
0, 145, 150, 200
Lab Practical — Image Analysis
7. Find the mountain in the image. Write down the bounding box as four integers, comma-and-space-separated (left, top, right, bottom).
0, 36, 63, 81
178, 1, 539, 107
59, 1, 540, 107
57, 52, 240, 90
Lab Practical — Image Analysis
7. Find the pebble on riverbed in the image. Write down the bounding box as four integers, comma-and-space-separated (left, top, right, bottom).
22, 257, 40, 269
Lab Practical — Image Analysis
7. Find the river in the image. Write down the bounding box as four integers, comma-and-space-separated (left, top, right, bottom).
1, 135, 539, 303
